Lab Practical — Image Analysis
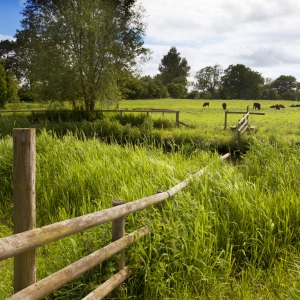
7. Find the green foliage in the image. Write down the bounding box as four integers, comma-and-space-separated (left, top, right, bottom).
0, 62, 20, 108
272, 75, 297, 96
0, 39, 16, 74
18, 84, 36, 102
167, 82, 186, 98
221, 64, 264, 100
193, 64, 223, 99
6, 70, 19, 104
0, 63, 7, 108
158, 46, 190, 88
281, 89, 297, 100
13, 0, 149, 111
262, 86, 280, 100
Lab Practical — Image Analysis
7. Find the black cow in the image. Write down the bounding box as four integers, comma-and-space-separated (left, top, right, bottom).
271, 104, 280, 110
203, 102, 209, 107
253, 102, 261, 110
222, 103, 227, 110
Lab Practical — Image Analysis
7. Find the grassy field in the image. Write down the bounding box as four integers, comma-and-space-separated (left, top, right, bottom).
1, 99, 300, 299
1, 129, 300, 299
5, 99, 300, 127
4, 98, 300, 152
119, 99, 300, 127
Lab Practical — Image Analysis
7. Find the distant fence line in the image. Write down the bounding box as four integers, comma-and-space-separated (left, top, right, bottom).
0, 109, 181, 128
0, 128, 229, 300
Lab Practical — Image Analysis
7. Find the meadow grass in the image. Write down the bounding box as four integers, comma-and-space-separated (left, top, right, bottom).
5, 98, 300, 127
4, 99, 300, 150
1, 130, 300, 299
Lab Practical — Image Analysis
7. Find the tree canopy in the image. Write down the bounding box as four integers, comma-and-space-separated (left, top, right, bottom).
158, 47, 190, 86
271, 75, 297, 96
221, 64, 264, 100
12, 0, 149, 111
0, 61, 19, 108
193, 64, 223, 99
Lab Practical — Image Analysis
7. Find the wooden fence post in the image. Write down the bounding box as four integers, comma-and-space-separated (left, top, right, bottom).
112, 200, 126, 270
224, 111, 228, 129
176, 111, 180, 128
13, 128, 36, 293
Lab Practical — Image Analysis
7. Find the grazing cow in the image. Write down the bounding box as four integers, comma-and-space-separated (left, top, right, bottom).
279, 104, 286, 108
222, 103, 227, 110
270, 105, 276, 108
253, 102, 261, 110
203, 102, 209, 107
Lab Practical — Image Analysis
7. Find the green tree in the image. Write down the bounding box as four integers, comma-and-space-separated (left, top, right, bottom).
18, 84, 36, 102
121, 75, 168, 99
0, 63, 7, 108
271, 75, 297, 96
158, 47, 190, 87
167, 82, 186, 99
0, 62, 19, 108
221, 64, 264, 99
193, 64, 223, 99
281, 90, 296, 100
6, 70, 20, 103
14, 0, 149, 111
0, 39, 17, 72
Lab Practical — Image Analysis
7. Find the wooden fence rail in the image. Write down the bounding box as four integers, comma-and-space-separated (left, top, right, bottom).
1, 128, 230, 300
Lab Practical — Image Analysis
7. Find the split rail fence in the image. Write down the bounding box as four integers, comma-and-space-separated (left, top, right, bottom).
0, 128, 229, 300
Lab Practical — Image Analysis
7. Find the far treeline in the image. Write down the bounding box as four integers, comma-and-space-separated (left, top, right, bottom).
0, 0, 299, 111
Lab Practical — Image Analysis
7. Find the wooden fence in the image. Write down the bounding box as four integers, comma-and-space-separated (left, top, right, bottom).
0, 108, 181, 128
0, 128, 230, 300
224, 107, 265, 139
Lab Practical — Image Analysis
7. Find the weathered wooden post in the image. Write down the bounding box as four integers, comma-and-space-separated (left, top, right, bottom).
13, 128, 36, 293
112, 200, 126, 270
176, 111, 180, 128
224, 111, 228, 129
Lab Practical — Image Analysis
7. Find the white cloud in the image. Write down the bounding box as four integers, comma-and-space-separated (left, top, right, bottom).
137, 0, 300, 81
0, 34, 14, 41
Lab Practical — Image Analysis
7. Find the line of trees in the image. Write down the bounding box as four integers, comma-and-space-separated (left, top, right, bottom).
192, 64, 299, 100
0, 1, 299, 109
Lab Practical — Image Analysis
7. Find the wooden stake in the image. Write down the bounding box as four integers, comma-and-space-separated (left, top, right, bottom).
13, 128, 36, 292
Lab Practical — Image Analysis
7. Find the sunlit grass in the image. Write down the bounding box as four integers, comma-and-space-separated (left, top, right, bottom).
1, 131, 300, 299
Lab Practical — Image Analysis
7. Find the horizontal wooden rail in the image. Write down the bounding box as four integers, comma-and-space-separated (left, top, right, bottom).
6, 226, 150, 300
0, 153, 230, 261
82, 266, 132, 300
226, 111, 265, 115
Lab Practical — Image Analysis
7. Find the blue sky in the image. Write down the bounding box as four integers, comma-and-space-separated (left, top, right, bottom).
1, 0, 300, 83
0, 0, 24, 38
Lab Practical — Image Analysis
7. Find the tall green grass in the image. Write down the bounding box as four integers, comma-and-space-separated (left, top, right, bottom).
0, 132, 300, 299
